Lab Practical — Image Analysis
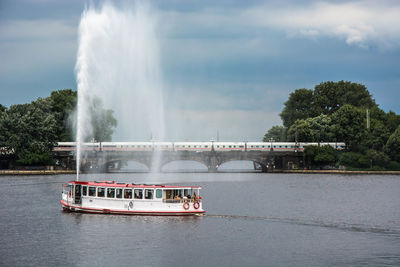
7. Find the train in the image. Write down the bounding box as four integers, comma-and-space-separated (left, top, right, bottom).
53, 141, 345, 152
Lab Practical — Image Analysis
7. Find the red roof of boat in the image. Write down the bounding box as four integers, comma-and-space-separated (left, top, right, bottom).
68, 180, 201, 189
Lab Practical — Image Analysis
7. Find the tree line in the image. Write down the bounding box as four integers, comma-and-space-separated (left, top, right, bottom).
263, 81, 400, 170
0, 89, 117, 168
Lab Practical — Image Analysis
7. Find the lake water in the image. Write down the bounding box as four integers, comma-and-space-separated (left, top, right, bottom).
1, 173, 399, 266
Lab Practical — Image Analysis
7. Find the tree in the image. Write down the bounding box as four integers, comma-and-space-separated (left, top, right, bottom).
287, 119, 313, 142
280, 89, 314, 128
313, 81, 377, 115
304, 145, 337, 169
338, 152, 370, 169
331, 105, 366, 152
362, 119, 390, 151
385, 110, 400, 134
263, 126, 286, 142
49, 89, 77, 141
0, 104, 6, 118
287, 114, 333, 142
366, 149, 390, 168
0, 98, 57, 165
384, 125, 400, 162
88, 97, 117, 142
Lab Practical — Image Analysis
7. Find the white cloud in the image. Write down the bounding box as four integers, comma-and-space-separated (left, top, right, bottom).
243, 1, 400, 49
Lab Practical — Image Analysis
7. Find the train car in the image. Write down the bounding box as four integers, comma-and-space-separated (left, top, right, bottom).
153, 142, 173, 151
246, 142, 273, 151
53, 142, 101, 152
101, 142, 153, 151
213, 142, 246, 151
173, 142, 213, 152
269, 142, 298, 152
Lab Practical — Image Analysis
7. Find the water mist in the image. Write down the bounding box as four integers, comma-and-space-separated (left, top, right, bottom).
75, 1, 165, 178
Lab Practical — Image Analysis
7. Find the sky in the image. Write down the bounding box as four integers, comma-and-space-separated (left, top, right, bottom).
1, 0, 399, 141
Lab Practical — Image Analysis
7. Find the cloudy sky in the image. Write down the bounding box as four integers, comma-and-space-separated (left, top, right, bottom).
1, 0, 399, 141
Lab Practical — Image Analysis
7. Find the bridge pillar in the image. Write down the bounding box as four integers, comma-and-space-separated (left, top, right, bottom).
207, 153, 219, 172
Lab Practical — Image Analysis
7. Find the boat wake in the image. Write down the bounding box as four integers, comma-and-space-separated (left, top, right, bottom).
202, 214, 400, 237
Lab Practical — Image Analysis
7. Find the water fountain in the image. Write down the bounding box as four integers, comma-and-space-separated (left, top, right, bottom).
75, 1, 165, 178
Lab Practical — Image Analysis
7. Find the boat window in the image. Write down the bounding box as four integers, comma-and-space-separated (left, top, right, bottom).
82, 186, 87, 196
156, 189, 162, 198
124, 189, 132, 199
107, 188, 115, 198
184, 189, 192, 198
145, 189, 153, 199
97, 187, 105, 197
116, 188, 123, 198
88, 187, 96, 196
134, 189, 143, 199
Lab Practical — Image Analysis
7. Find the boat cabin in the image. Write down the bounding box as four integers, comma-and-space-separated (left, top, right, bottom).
61, 180, 204, 215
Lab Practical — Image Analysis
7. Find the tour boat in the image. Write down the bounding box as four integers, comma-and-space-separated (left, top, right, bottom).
61, 180, 205, 215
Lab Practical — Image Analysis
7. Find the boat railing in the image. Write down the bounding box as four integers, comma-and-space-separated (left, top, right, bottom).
163, 198, 202, 204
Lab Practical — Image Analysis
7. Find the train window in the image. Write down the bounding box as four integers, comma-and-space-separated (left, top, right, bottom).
285, 146, 287, 148
107, 188, 115, 198
145, 189, 153, 199
97, 187, 105, 197
116, 188, 123, 199
134, 189, 143, 199
82, 186, 87, 196
205, 145, 208, 148
88, 187, 96, 196
124, 189, 132, 199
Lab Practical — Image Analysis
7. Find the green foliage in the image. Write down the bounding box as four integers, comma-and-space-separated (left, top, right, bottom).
331, 105, 366, 152
49, 89, 77, 141
313, 81, 377, 115
304, 145, 337, 168
386, 161, 400, 171
0, 98, 57, 166
263, 125, 286, 142
280, 89, 314, 128
385, 111, 400, 134
365, 149, 390, 168
0, 104, 6, 117
287, 119, 313, 142
287, 114, 333, 142
338, 152, 370, 169
384, 125, 400, 162
266, 80, 400, 170
88, 97, 117, 142
0, 89, 117, 167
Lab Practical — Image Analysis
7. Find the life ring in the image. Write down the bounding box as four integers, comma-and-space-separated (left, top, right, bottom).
129, 201, 134, 209
193, 201, 200, 210
183, 201, 190, 210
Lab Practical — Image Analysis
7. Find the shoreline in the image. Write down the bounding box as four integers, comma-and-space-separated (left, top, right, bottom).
0, 170, 75, 175
1, 169, 400, 175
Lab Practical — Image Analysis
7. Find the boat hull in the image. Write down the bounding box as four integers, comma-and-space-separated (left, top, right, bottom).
61, 200, 205, 216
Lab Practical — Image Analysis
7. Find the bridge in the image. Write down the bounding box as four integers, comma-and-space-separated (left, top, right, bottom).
53, 149, 304, 173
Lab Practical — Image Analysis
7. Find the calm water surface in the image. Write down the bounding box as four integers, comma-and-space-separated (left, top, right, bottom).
0, 173, 399, 266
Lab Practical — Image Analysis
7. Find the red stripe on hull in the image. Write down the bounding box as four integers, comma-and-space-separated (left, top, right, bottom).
60, 200, 205, 216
